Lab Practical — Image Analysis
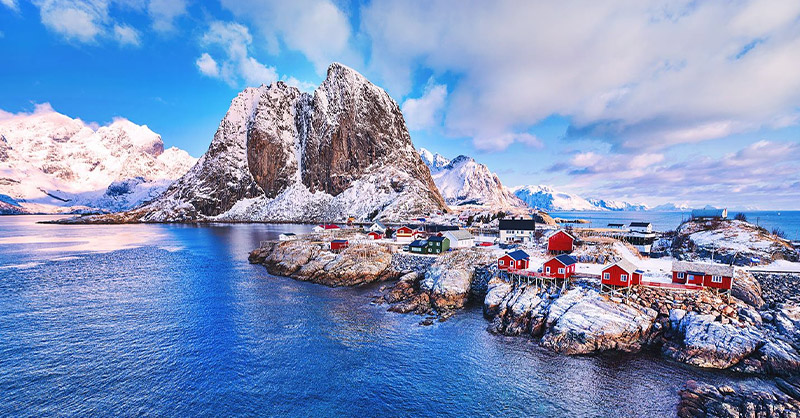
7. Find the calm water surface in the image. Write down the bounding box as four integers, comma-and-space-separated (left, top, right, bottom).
0, 216, 768, 417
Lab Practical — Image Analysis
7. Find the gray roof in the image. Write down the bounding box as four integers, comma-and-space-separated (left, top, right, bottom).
505, 250, 530, 260
672, 261, 735, 277
444, 229, 474, 240
499, 219, 536, 231
630, 222, 652, 227
409, 240, 428, 247
553, 254, 577, 265
607, 258, 640, 274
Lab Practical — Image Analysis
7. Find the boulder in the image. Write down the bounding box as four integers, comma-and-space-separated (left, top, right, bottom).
666, 312, 763, 369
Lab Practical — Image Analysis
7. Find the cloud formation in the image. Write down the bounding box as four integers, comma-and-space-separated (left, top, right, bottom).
401, 80, 447, 131
197, 21, 279, 87
113, 24, 140, 47
361, 0, 800, 151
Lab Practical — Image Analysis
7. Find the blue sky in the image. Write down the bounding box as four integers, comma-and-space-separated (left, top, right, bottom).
1, 0, 799, 209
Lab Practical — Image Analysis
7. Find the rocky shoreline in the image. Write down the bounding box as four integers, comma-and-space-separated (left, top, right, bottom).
250, 238, 800, 416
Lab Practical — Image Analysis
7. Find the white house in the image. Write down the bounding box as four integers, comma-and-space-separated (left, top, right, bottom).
278, 233, 297, 241
629, 222, 653, 233
368, 221, 387, 234
443, 229, 474, 249
499, 218, 536, 242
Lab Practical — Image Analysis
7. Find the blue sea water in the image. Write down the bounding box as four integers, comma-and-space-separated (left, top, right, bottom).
549, 211, 800, 240
0, 216, 770, 417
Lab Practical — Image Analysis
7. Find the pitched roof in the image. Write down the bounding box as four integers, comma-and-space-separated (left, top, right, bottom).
672, 261, 735, 277
608, 223, 625, 227
630, 222, 652, 228
372, 221, 386, 228
427, 236, 447, 242
331, 239, 348, 243
547, 230, 575, 240
551, 254, 577, 266
605, 258, 640, 274
505, 249, 530, 260
409, 240, 428, 247
444, 229, 474, 240
281, 232, 296, 236
499, 219, 536, 231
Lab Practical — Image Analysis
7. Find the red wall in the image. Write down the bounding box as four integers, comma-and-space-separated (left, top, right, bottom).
703, 275, 732, 289
548, 231, 574, 252
330, 241, 348, 250
498, 256, 529, 270
543, 259, 575, 278
602, 265, 642, 286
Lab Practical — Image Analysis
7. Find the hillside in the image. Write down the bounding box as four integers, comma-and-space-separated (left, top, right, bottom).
675, 219, 798, 264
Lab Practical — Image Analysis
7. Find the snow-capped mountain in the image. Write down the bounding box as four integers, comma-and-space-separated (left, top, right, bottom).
418, 149, 526, 209
419, 148, 451, 173
0, 105, 196, 214
650, 202, 691, 211
92, 63, 447, 223
512, 185, 649, 211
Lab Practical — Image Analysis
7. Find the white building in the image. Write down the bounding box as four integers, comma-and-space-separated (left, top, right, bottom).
368, 221, 387, 234
279, 233, 297, 241
498, 218, 536, 242
443, 229, 475, 249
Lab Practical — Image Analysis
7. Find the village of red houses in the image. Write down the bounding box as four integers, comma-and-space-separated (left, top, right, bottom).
273, 208, 757, 302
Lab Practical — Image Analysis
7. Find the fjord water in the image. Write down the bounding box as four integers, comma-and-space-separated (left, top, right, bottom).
0, 216, 765, 417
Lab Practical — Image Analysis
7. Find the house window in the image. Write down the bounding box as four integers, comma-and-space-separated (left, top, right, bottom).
621, 274, 628, 282
603, 273, 610, 280
499, 260, 505, 265
558, 268, 565, 274
546, 267, 551, 274
677, 272, 685, 279
711, 275, 722, 283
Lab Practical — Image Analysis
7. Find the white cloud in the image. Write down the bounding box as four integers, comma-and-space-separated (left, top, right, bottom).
361, 0, 800, 151
1, 0, 18, 12
473, 132, 543, 151
282, 76, 316, 92
218, 0, 356, 73
198, 21, 279, 87
147, 0, 186, 32
35, 0, 106, 43
401, 80, 447, 130
113, 24, 140, 47
196, 53, 219, 77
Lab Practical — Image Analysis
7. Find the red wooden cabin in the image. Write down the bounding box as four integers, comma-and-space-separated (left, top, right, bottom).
672, 261, 734, 289
601, 259, 643, 287
543, 255, 577, 279
498, 250, 530, 271
367, 232, 382, 240
547, 230, 575, 253
330, 239, 349, 251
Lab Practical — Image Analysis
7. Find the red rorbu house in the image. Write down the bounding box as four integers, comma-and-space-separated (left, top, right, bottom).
498, 250, 530, 271
330, 239, 349, 251
367, 231, 383, 240
672, 261, 735, 290
314, 224, 341, 233
543, 255, 577, 279
547, 230, 576, 254
601, 259, 643, 287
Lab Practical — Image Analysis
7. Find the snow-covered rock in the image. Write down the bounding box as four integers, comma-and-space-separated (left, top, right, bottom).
0, 105, 196, 214
677, 219, 797, 263
98, 63, 447, 223
418, 151, 526, 209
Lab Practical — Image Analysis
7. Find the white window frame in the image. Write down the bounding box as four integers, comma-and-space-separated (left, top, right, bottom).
677, 272, 685, 279
499, 259, 505, 266
558, 268, 565, 274
711, 275, 722, 283
620, 274, 628, 282
546, 266, 551, 274
603, 272, 610, 280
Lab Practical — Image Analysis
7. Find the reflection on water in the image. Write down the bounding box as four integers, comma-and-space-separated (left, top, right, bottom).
0, 216, 768, 417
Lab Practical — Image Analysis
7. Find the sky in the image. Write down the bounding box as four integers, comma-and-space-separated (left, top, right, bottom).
1, 0, 799, 210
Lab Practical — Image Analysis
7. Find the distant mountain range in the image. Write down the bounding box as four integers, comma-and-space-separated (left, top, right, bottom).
512, 185, 688, 211
0, 106, 196, 214
419, 149, 525, 209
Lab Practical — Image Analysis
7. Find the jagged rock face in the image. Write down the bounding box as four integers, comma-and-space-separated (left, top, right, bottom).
127, 63, 447, 223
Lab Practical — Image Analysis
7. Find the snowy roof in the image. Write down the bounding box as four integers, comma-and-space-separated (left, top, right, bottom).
672, 261, 734, 277
550, 254, 577, 266
444, 229, 474, 240
605, 258, 640, 274
504, 250, 530, 260
372, 221, 386, 228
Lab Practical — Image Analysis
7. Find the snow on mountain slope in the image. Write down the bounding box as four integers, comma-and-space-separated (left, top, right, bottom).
418, 151, 525, 209
90, 63, 447, 223
0, 104, 196, 214
512, 185, 600, 211
513, 185, 651, 211
419, 148, 451, 173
